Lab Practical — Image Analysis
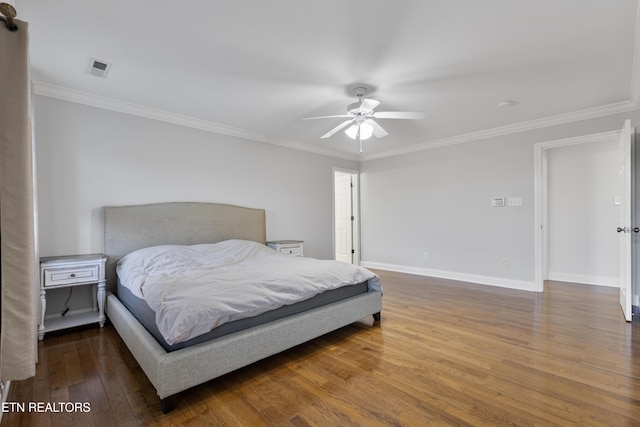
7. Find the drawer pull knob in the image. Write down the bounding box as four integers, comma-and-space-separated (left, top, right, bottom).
70, 273, 76, 278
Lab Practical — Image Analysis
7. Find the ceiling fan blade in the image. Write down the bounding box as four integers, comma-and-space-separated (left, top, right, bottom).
366, 119, 389, 139
303, 114, 352, 120
321, 119, 355, 139
358, 98, 381, 112
373, 111, 425, 120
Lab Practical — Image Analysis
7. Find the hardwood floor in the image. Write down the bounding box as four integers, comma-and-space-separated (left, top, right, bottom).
5, 270, 640, 426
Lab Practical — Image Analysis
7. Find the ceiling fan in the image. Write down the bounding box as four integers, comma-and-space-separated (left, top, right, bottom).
304, 86, 425, 153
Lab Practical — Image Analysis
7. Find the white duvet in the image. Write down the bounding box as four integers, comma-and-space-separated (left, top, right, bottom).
117, 239, 381, 345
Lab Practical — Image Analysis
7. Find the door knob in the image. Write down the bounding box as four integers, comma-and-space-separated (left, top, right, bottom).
617, 227, 638, 233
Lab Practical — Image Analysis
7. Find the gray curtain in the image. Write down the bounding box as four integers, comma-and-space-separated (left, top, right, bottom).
0, 18, 37, 381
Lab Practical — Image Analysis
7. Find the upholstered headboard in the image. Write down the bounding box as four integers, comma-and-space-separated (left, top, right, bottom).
103, 202, 266, 292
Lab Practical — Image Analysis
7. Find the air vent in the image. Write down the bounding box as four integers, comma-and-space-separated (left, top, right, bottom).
87, 58, 112, 78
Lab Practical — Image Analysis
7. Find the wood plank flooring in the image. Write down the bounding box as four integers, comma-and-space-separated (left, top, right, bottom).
4, 270, 640, 426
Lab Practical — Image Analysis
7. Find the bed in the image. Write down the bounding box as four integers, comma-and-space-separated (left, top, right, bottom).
103, 202, 383, 413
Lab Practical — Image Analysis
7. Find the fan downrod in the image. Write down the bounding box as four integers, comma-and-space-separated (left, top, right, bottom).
347, 87, 370, 113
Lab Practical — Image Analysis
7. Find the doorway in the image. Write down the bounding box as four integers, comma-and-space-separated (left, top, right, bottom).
534, 129, 621, 291
534, 124, 634, 322
333, 169, 359, 264
546, 137, 619, 287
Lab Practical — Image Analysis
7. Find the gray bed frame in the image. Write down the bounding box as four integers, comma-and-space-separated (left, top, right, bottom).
103, 202, 382, 413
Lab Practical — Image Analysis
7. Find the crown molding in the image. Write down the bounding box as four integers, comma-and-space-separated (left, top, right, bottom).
33, 81, 640, 164
359, 100, 640, 161
32, 81, 361, 162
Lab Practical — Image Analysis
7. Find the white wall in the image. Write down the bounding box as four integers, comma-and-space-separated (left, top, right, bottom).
547, 138, 619, 286
360, 110, 640, 291
34, 94, 640, 299
34, 96, 357, 260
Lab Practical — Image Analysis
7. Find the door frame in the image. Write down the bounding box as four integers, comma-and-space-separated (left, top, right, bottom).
332, 168, 359, 264
534, 129, 621, 292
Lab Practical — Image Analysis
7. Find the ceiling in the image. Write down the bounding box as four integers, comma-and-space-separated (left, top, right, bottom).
13, 0, 640, 160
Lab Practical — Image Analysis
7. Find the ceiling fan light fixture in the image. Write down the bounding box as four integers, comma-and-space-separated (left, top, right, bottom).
359, 122, 374, 140
305, 83, 425, 152
345, 124, 359, 139
344, 122, 374, 140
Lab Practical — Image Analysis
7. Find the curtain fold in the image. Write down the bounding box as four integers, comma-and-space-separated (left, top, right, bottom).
0, 18, 37, 381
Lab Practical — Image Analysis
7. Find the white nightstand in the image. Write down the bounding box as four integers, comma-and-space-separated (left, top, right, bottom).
38, 254, 107, 340
267, 240, 304, 257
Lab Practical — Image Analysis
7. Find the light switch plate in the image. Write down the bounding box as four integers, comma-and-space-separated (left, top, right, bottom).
508, 197, 523, 207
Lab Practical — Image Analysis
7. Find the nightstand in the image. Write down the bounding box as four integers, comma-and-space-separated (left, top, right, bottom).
38, 254, 107, 340
267, 240, 304, 257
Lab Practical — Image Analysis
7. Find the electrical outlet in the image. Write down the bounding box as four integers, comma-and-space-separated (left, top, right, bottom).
501, 259, 509, 269
423, 252, 430, 261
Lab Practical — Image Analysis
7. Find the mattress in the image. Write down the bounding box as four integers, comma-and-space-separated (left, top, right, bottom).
117, 279, 369, 352
116, 240, 381, 346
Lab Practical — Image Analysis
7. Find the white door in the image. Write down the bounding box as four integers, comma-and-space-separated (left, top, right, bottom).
617, 119, 633, 321
335, 172, 354, 263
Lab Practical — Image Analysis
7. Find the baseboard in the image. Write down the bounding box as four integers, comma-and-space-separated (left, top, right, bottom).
547, 272, 619, 287
0, 380, 11, 424
361, 261, 537, 292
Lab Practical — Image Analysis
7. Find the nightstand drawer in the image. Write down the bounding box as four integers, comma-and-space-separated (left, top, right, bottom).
43, 265, 100, 287
267, 240, 304, 257
280, 246, 302, 256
